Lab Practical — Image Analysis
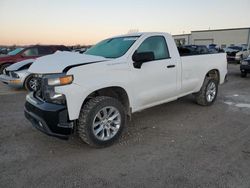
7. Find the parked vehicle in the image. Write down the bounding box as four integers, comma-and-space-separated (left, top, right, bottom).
224, 46, 250, 62
178, 45, 209, 56
0, 59, 36, 90
0, 45, 70, 74
208, 44, 222, 53
24, 32, 227, 147
0, 48, 9, 55
0, 46, 70, 90
240, 55, 250, 77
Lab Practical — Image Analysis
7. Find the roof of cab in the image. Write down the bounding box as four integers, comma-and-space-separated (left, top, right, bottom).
110, 32, 171, 39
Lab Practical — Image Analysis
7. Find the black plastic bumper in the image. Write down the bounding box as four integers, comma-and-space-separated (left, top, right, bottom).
240, 65, 250, 73
24, 93, 74, 139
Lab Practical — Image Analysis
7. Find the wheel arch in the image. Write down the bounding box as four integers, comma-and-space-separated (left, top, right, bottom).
23, 73, 33, 88
82, 86, 131, 117
205, 69, 220, 83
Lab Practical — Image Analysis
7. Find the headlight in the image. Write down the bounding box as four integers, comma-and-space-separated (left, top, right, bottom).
43, 86, 66, 105
48, 75, 73, 86
42, 74, 73, 104
11, 72, 20, 79
47, 91, 66, 105
241, 60, 249, 65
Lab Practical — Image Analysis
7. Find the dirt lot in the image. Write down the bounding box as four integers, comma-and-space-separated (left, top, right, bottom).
0, 64, 250, 188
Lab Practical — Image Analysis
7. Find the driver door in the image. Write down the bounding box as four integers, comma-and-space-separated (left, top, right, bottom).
132, 36, 178, 108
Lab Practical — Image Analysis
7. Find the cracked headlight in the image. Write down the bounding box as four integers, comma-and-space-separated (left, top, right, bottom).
43, 74, 73, 104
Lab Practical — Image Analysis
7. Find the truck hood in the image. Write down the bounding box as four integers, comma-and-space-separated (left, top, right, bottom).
29, 51, 108, 74
6, 59, 35, 71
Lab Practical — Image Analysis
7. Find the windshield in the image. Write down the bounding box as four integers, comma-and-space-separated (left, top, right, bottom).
228, 46, 242, 51
85, 36, 139, 58
7, 48, 24, 55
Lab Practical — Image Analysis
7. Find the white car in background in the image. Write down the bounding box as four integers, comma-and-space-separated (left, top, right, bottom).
0, 59, 38, 91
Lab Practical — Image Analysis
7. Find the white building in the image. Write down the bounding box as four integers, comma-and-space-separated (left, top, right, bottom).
173, 27, 250, 49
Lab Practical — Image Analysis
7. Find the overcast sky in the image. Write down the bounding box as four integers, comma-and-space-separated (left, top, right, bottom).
1, 0, 250, 45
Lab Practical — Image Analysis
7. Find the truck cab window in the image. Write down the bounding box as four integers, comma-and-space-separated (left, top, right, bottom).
137, 36, 170, 60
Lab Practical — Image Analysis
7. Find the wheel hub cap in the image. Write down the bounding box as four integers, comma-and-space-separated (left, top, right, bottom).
206, 82, 216, 102
92, 106, 121, 141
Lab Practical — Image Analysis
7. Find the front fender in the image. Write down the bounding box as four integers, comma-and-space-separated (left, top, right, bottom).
55, 82, 133, 121
55, 83, 87, 120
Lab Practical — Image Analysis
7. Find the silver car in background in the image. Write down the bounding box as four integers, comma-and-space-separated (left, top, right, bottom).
0, 59, 38, 91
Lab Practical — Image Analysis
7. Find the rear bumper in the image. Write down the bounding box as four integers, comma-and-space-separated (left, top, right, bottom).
24, 93, 74, 139
0, 74, 23, 88
240, 65, 250, 73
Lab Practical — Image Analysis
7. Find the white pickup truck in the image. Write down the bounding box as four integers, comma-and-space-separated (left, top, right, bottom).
25, 32, 227, 147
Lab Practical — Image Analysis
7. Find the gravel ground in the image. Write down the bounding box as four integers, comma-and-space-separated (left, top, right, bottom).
0, 64, 250, 188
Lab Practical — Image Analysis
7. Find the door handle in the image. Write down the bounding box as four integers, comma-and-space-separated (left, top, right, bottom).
167, 65, 175, 68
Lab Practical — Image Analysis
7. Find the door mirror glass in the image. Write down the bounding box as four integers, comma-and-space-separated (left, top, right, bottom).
132, 51, 155, 69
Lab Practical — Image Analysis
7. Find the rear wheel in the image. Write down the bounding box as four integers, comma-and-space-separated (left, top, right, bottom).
194, 77, 218, 106
0, 63, 11, 74
77, 96, 126, 148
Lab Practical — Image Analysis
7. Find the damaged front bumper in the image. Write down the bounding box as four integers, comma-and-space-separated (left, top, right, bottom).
24, 93, 74, 139
0, 74, 23, 88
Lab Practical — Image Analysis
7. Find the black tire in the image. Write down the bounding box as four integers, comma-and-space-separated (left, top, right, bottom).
77, 96, 126, 148
0, 63, 11, 74
24, 74, 38, 91
241, 72, 247, 78
194, 77, 218, 106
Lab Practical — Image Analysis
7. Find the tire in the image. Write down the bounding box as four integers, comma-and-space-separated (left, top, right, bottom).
194, 77, 218, 106
241, 72, 247, 78
77, 96, 126, 148
24, 74, 38, 91
0, 63, 11, 74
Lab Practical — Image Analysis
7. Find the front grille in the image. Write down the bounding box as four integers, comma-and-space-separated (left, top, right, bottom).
227, 52, 237, 57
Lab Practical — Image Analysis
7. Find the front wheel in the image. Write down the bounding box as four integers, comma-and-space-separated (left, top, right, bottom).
77, 96, 126, 148
241, 72, 247, 78
24, 74, 39, 91
194, 77, 218, 106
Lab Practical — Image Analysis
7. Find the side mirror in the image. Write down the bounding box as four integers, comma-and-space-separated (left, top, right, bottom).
21, 53, 27, 57
132, 51, 155, 69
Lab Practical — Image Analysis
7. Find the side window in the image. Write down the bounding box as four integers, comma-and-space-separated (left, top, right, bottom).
198, 46, 208, 54
38, 47, 54, 55
221, 44, 226, 49
23, 48, 39, 56
137, 36, 170, 60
